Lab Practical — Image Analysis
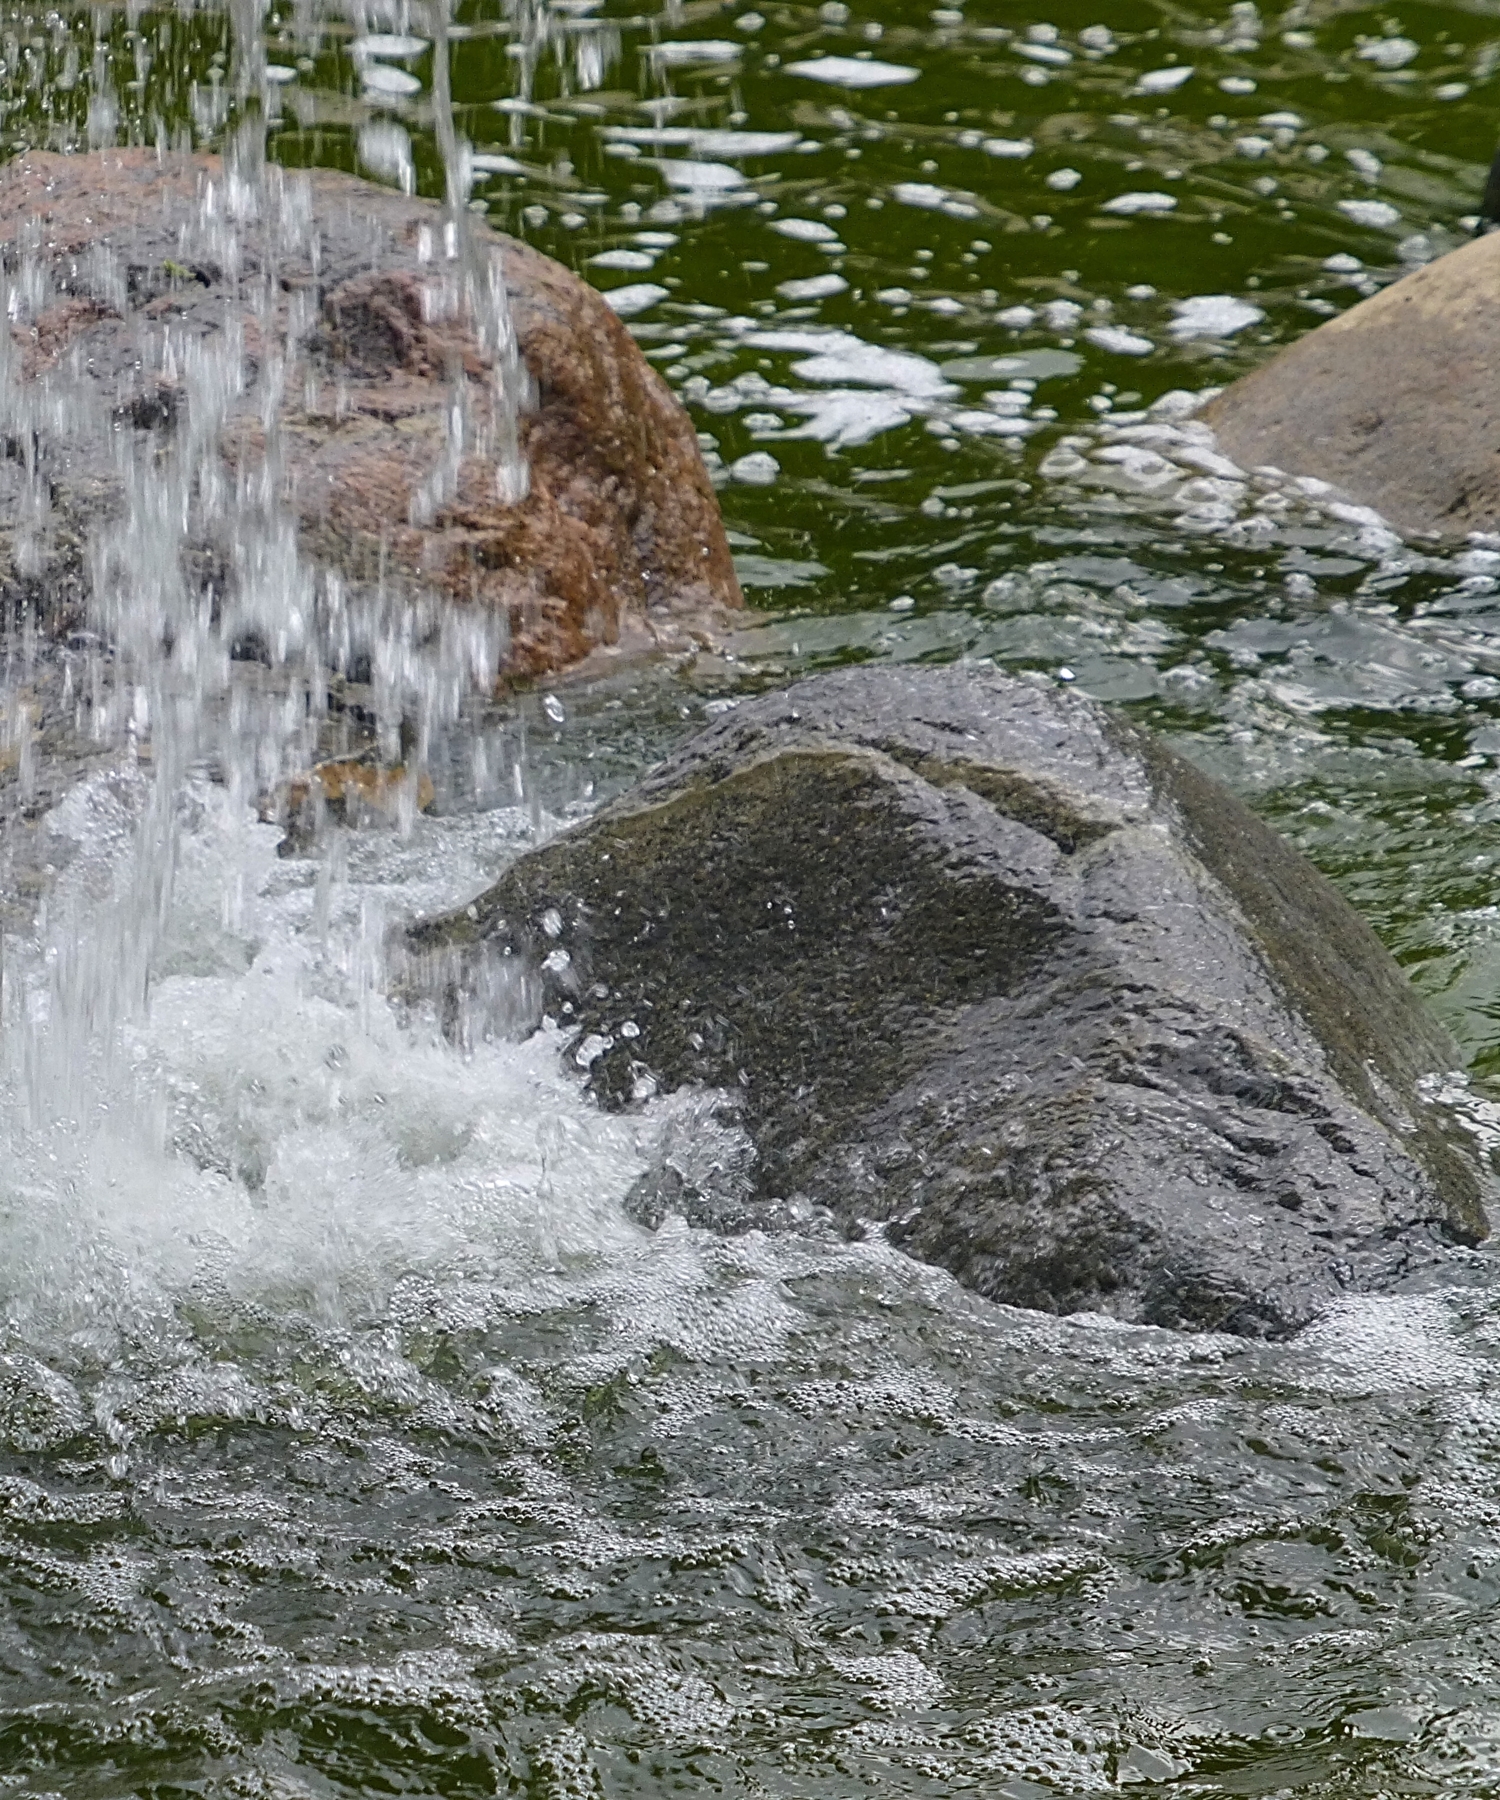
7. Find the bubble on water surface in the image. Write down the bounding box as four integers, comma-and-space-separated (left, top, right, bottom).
1293, 1295, 1476, 1394
351, 34, 427, 59
1101, 191, 1178, 215
648, 40, 742, 65
730, 450, 780, 484
601, 281, 669, 315
784, 56, 920, 87
0, 1354, 87, 1449
602, 127, 801, 157
360, 62, 421, 96
1169, 294, 1265, 338
894, 181, 953, 210
1339, 198, 1401, 229
1135, 65, 1194, 94
654, 158, 748, 194
589, 246, 657, 270
1086, 325, 1156, 356
776, 272, 848, 300
1357, 36, 1419, 70
770, 216, 841, 243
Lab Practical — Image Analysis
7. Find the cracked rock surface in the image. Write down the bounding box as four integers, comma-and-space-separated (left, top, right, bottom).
408, 664, 1494, 1337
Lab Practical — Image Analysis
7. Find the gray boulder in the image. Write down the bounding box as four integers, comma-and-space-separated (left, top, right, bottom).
406, 665, 1493, 1337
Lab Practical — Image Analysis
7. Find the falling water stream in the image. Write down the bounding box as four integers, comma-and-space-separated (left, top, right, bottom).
9, 1, 1500, 1794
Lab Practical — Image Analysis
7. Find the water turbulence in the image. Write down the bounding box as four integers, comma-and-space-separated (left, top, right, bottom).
0, 6, 565, 1354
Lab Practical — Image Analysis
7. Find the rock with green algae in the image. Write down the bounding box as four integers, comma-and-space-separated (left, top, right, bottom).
405, 664, 1495, 1338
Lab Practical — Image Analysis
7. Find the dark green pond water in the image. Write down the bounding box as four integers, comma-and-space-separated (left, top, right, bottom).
9, 2, 1500, 1796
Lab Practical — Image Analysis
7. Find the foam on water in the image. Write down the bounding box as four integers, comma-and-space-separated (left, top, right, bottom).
6, 750, 1500, 1792
0, 772, 670, 1367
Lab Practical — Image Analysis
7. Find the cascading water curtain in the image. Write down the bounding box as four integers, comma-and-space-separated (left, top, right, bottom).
0, 0, 532, 1148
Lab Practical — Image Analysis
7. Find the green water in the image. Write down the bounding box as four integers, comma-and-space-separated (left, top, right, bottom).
11, 3, 1500, 1797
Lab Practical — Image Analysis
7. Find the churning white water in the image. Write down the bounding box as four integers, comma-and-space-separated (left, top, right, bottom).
0, 771, 688, 1368
0, 0, 566, 1342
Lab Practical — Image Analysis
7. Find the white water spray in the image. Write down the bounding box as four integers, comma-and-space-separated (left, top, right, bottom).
0, 0, 641, 1363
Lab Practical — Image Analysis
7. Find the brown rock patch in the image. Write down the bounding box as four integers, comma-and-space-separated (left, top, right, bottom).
1203, 231, 1500, 540
0, 147, 741, 680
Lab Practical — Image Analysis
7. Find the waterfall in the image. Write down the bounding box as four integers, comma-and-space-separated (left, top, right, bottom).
0, 0, 578, 1353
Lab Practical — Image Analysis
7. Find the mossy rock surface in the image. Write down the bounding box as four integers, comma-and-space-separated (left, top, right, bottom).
409, 664, 1494, 1337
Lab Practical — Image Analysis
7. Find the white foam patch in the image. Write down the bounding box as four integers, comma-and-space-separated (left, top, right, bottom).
777, 390, 922, 447
1015, 43, 1070, 67
599, 128, 801, 157
743, 329, 953, 398
1169, 294, 1265, 338
469, 152, 528, 177
894, 181, 950, 209
601, 282, 669, 316
0, 778, 723, 1360
1357, 35, 1418, 68
783, 55, 919, 87
1293, 1296, 1477, 1394
351, 34, 427, 58
776, 273, 847, 301
1339, 198, 1401, 229
1085, 325, 1155, 355
1101, 191, 1178, 215
653, 159, 748, 192
1135, 65, 1194, 93
647, 40, 741, 64
361, 63, 421, 95
769, 216, 841, 243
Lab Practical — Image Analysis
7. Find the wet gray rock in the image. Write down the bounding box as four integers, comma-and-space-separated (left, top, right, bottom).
1204, 232, 1500, 539
406, 664, 1494, 1337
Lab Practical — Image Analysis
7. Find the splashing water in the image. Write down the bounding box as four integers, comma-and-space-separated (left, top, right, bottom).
0, 0, 548, 1326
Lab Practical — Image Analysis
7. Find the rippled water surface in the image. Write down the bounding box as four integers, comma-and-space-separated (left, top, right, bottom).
9, 1, 1500, 1794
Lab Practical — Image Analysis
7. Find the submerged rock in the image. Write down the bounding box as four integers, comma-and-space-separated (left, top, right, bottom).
407, 664, 1494, 1338
0, 147, 740, 677
1203, 232, 1500, 539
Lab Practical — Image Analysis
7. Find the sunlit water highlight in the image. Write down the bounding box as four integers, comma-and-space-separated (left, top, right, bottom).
7, 0, 1500, 1793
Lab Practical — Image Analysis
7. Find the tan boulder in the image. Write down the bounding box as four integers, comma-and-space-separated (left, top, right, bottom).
0, 148, 740, 678
1204, 232, 1500, 541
